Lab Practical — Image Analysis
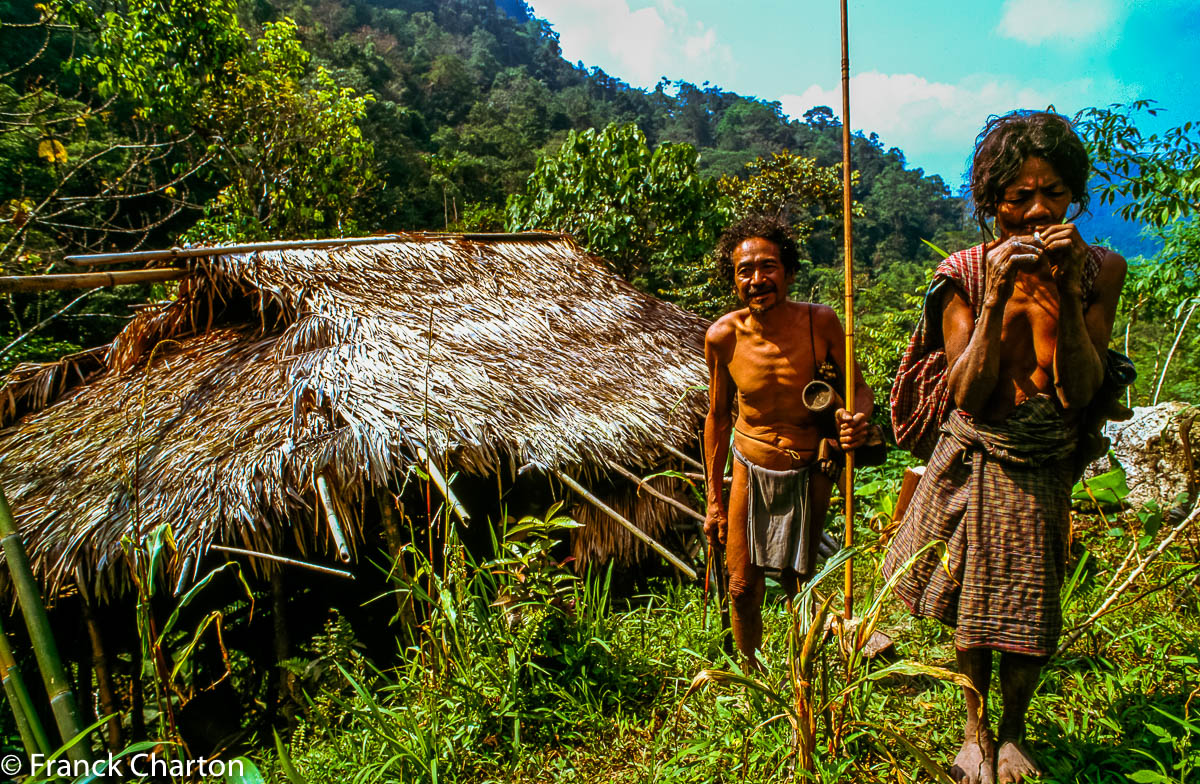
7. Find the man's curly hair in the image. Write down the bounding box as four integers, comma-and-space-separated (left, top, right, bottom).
970, 110, 1090, 235
714, 215, 800, 282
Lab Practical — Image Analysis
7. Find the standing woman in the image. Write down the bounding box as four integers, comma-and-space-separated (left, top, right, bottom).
885, 110, 1126, 784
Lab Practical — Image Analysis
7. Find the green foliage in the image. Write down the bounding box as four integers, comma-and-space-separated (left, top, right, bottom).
255, 468, 1200, 782
184, 19, 376, 242
266, 504, 699, 782
68, 0, 246, 120
1080, 101, 1200, 404
506, 122, 727, 297
717, 150, 847, 233
1077, 100, 1199, 228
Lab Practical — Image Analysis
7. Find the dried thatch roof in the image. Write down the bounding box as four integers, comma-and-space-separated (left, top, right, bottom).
0, 234, 709, 595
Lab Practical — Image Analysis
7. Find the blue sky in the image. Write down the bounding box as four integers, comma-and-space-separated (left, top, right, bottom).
525, 0, 1200, 192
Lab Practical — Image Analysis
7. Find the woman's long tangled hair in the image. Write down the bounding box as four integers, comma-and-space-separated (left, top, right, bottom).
969, 109, 1091, 237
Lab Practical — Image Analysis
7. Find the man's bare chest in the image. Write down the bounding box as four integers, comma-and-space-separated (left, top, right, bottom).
727, 331, 817, 398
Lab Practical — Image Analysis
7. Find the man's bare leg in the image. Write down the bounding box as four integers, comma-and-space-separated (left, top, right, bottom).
952, 647, 996, 784
996, 652, 1044, 783
725, 459, 766, 668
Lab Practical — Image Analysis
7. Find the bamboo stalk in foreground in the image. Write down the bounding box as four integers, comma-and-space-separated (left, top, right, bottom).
0, 614, 51, 757
0, 485, 93, 762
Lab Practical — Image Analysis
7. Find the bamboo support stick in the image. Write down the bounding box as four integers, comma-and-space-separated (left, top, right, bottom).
315, 474, 352, 563
0, 267, 186, 293
551, 469, 697, 580
684, 471, 731, 485
210, 545, 355, 580
376, 490, 417, 625
0, 615, 51, 757
64, 232, 568, 266
661, 444, 704, 471
74, 571, 121, 751
269, 571, 297, 715
415, 444, 470, 525
605, 461, 706, 522
0, 486, 93, 762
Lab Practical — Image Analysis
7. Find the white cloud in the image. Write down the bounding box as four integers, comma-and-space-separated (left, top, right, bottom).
779, 71, 1137, 185
527, 0, 733, 88
995, 0, 1126, 44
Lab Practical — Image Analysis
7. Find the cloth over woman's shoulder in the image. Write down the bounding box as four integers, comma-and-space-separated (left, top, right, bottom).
889, 242, 1107, 460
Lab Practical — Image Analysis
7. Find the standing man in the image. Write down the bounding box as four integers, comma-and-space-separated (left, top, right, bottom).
885, 110, 1126, 784
704, 215, 872, 669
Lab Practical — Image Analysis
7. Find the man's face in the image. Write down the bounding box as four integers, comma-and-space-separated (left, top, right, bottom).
994, 155, 1074, 239
732, 237, 793, 314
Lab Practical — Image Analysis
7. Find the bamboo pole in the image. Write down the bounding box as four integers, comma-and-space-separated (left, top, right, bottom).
74, 571, 121, 751
414, 444, 470, 525
269, 571, 298, 717
684, 471, 730, 485
839, 0, 858, 623
551, 468, 697, 580
0, 614, 51, 757
0, 267, 186, 293
376, 490, 417, 626
64, 232, 568, 267
605, 461, 706, 522
0, 486, 93, 762
210, 545, 355, 580
661, 444, 704, 472
315, 474, 353, 563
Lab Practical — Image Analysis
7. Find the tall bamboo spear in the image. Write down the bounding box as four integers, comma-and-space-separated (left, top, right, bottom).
0, 484, 93, 763
839, 0, 857, 621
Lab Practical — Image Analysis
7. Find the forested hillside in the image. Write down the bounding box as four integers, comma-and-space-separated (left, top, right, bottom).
1, 0, 966, 369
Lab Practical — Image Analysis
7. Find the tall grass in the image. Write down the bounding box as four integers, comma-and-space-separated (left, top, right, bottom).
262, 467, 1200, 784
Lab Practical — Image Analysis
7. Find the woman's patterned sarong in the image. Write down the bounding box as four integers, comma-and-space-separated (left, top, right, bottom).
882, 396, 1077, 656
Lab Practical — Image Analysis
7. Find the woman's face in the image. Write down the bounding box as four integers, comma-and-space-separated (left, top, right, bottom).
994, 155, 1074, 239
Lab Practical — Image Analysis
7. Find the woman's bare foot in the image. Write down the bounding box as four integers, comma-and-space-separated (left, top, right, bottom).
997, 740, 1040, 783
950, 728, 996, 784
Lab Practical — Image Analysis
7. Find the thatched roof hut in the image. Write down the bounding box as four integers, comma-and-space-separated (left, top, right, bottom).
0, 233, 710, 597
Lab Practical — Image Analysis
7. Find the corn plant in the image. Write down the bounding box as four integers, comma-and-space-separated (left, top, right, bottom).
123, 523, 254, 747
679, 538, 975, 780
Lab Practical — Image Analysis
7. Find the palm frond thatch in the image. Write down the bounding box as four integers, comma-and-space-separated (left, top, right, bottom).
0, 234, 710, 596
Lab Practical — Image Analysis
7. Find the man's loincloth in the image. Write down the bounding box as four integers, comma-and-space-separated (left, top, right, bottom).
882, 396, 1077, 656
733, 445, 814, 576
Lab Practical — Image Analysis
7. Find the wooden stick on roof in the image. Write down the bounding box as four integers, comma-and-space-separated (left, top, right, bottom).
552, 468, 697, 580
0, 267, 186, 294
63, 232, 570, 267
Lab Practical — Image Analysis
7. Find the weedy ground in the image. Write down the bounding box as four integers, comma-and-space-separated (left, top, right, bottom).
259, 467, 1200, 784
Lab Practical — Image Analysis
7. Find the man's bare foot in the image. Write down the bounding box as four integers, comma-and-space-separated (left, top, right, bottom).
950, 729, 996, 784
997, 740, 1040, 783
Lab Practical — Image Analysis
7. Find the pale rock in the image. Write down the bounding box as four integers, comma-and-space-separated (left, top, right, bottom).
1087, 402, 1199, 509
